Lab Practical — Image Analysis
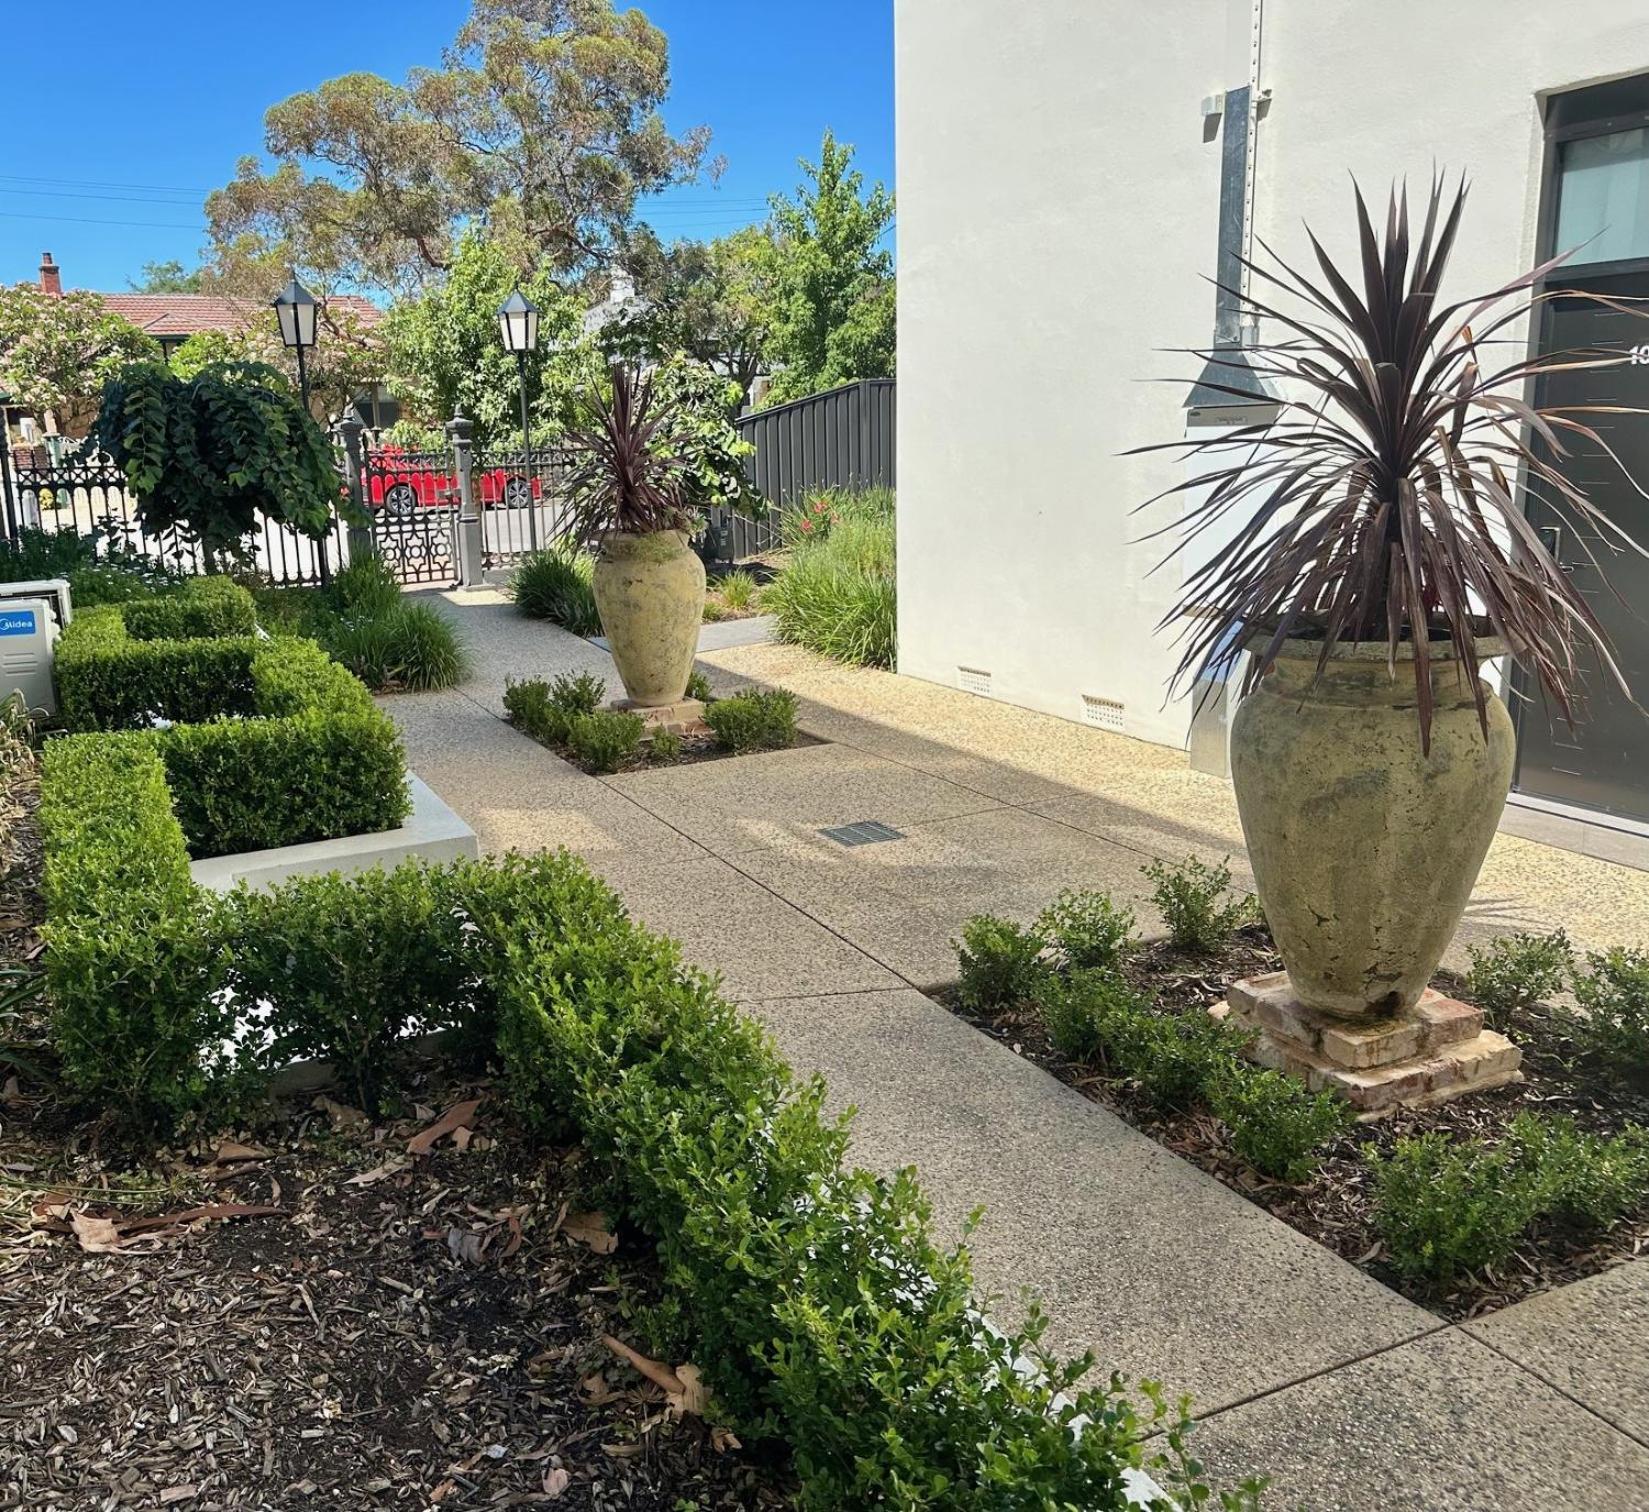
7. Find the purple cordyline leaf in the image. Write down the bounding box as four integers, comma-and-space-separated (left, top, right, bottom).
1147, 176, 1649, 751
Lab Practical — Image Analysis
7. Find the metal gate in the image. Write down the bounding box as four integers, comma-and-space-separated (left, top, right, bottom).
358, 445, 461, 586
474, 445, 574, 568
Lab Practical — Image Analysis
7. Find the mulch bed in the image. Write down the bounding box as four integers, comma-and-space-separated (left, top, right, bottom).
947, 924, 1649, 1322
0, 754, 790, 1510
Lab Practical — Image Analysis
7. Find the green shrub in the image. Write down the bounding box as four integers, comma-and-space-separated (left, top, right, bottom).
766, 492, 896, 668
955, 914, 1045, 1010
1367, 1132, 1540, 1287
686, 669, 713, 703
511, 543, 602, 635
650, 726, 683, 762
39, 733, 232, 1132
480, 868, 1249, 1509
503, 678, 569, 745
549, 670, 607, 718
1369, 1113, 1649, 1289
221, 863, 474, 1114
567, 710, 645, 773
55, 608, 259, 730
1142, 854, 1258, 955
1106, 1005, 1243, 1112
1508, 1112, 1649, 1231
1208, 1065, 1352, 1183
1036, 889, 1136, 972
161, 710, 409, 858
0, 528, 186, 607
1569, 947, 1649, 1080
1466, 929, 1574, 1020
121, 576, 256, 641
1033, 967, 1138, 1063
703, 688, 798, 753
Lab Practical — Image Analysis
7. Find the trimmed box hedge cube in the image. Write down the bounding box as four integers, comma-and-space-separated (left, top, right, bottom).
52, 602, 409, 857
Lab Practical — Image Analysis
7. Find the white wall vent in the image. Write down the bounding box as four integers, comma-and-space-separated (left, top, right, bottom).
1081, 694, 1126, 732
958, 666, 993, 697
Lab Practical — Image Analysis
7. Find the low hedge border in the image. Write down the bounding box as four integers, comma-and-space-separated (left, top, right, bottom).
53, 608, 408, 858
121, 575, 257, 642
37, 780, 1261, 1504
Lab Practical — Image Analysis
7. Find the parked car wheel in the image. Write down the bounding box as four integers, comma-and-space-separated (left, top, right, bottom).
501, 476, 533, 509
384, 483, 418, 519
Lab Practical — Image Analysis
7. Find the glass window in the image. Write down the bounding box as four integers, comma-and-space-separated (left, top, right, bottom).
1555, 126, 1649, 266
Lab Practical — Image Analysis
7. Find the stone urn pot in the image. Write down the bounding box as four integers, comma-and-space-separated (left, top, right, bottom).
591, 530, 706, 707
1229, 636, 1515, 1019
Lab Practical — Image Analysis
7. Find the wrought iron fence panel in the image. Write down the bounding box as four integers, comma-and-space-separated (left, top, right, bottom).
2, 450, 334, 587
474, 446, 576, 568
360, 446, 461, 586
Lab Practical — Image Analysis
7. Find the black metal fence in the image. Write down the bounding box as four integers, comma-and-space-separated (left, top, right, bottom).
1, 378, 899, 587
471, 445, 577, 567
711, 378, 897, 558
0, 446, 341, 586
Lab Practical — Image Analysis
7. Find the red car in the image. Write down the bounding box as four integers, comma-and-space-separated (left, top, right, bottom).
365, 447, 544, 517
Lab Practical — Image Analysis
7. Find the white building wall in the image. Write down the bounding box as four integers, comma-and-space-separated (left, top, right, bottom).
895, 0, 1649, 750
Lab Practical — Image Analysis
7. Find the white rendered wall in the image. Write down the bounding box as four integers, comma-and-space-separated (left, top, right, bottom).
894, 0, 1649, 750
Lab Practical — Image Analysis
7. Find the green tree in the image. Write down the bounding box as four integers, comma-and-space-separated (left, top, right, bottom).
204, 0, 711, 297
382, 231, 584, 447
623, 226, 778, 405
87, 361, 346, 560
129, 260, 205, 294
763, 131, 895, 405
170, 301, 384, 423
0, 285, 160, 435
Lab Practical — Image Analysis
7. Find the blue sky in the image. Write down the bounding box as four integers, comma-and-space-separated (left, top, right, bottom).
0, 0, 893, 294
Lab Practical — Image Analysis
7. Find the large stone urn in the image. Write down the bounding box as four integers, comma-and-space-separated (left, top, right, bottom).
1230, 636, 1515, 1019
591, 530, 706, 707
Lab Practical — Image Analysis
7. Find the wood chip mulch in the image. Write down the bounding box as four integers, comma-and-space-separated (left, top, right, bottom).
0, 746, 790, 1510
1, 1083, 793, 1509
948, 925, 1649, 1322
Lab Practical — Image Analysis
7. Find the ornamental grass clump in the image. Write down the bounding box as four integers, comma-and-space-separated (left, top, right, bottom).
766, 489, 896, 668
1146, 176, 1649, 752
511, 542, 601, 634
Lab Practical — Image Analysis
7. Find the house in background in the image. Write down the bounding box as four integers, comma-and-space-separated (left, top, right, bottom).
32, 252, 397, 430
895, 0, 1649, 838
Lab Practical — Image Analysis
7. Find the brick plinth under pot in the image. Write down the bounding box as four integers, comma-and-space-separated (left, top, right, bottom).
592, 530, 706, 707
1230, 636, 1515, 1019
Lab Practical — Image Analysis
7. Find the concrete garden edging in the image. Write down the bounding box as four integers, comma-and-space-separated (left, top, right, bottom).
188, 774, 478, 893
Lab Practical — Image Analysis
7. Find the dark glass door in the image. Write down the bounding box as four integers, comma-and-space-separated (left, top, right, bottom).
1513, 273, 1649, 820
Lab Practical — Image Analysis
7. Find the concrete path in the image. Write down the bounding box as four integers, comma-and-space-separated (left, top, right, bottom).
385, 589, 1649, 1510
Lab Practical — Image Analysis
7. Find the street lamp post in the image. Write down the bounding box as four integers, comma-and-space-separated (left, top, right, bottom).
273, 275, 329, 584
497, 289, 542, 552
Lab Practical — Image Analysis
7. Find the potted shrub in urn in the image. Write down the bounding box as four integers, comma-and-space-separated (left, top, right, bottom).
1152, 179, 1647, 1019
565, 363, 704, 707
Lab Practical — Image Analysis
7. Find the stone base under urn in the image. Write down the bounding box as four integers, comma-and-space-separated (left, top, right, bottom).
610, 697, 710, 740
1212, 971, 1522, 1118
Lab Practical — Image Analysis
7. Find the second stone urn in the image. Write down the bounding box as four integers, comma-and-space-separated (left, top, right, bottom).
1229, 636, 1515, 1019
591, 529, 706, 707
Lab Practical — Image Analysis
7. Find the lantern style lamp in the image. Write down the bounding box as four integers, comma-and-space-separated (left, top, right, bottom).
272, 275, 329, 581
497, 289, 542, 548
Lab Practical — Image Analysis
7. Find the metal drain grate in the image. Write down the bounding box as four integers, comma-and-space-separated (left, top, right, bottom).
819, 820, 905, 847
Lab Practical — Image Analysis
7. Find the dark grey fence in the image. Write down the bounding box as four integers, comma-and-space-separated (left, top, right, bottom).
711, 378, 896, 558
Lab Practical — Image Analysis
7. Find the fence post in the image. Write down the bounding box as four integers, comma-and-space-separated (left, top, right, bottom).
447, 411, 484, 588
334, 408, 374, 566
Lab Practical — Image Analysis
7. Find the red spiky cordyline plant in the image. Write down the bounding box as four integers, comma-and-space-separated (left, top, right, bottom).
565, 363, 696, 538
1140, 176, 1649, 750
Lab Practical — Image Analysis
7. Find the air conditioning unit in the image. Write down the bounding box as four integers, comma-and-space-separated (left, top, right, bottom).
0, 577, 71, 717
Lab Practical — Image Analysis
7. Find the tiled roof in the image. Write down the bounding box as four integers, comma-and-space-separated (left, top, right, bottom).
97, 292, 383, 338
